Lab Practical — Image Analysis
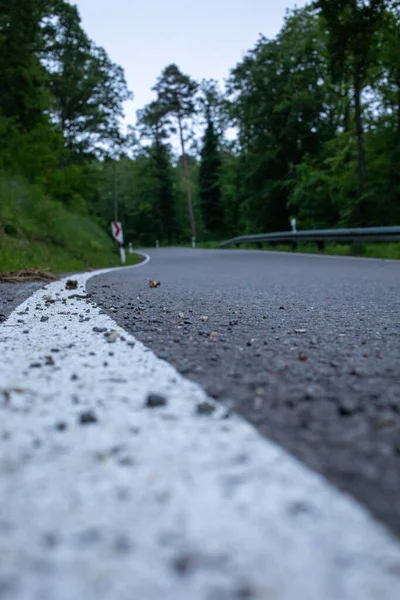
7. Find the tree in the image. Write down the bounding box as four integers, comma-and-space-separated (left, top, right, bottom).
0, 0, 51, 130
376, 5, 400, 221
153, 64, 198, 242
227, 7, 333, 233
199, 114, 223, 235
316, 0, 388, 221
137, 101, 177, 243
42, 1, 132, 155
137, 101, 170, 145
198, 79, 230, 138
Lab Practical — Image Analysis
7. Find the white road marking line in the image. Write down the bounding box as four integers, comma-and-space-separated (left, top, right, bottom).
0, 265, 400, 600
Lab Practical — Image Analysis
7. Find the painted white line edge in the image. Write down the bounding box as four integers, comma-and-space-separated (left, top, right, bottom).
0, 262, 399, 600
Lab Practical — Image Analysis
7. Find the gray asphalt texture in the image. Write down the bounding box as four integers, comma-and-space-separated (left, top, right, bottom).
0, 282, 45, 321
87, 248, 400, 537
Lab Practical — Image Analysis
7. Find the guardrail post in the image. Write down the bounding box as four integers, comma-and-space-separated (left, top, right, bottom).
292, 242, 297, 252
317, 241, 325, 251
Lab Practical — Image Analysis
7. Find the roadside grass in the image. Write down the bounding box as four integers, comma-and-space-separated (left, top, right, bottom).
256, 242, 400, 259
0, 235, 142, 274
0, 174, 141, 274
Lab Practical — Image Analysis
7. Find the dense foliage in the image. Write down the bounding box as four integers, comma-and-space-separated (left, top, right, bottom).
1, 0, 399, 257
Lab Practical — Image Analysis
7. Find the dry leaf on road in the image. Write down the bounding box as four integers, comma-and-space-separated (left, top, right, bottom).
149, 280, 161, 288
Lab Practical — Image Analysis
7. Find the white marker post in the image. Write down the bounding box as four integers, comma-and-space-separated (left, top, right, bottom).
111, 221, 126, 264
291, 218, 297, 232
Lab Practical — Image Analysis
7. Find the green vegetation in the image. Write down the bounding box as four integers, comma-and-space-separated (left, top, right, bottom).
0, 235, 141, 274
255, 243, 400, 260
0, 175, 140, 273
1, 0, 399, 268
178, 240, 400, 259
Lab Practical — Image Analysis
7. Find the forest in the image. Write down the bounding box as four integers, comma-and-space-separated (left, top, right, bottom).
1, 0, 400, 270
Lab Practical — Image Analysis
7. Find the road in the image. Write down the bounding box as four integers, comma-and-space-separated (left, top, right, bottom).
1, 248, 400, 599
87, 248, 400, 535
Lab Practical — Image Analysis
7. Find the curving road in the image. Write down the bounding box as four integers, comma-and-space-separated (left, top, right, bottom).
87, 248, 400, 535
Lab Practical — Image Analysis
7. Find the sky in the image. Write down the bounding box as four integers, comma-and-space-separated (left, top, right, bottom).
74, 0, 309, 128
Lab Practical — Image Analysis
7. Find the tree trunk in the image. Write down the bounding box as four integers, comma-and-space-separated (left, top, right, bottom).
113, 160, 118, 222
387, 76, 400, 222
177, 114, 196, 241
354, 78, 366, 193
353, 75, 368, 226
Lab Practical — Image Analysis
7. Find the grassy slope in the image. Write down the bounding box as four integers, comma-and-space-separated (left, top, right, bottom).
0, 235, 142, 273
0, 175, 141, 273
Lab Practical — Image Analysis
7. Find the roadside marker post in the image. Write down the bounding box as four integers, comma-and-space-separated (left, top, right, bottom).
119, 245, 126, 264
111, 222, 125, 264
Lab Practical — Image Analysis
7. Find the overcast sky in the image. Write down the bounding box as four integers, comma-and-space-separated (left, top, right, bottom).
73, 0, 309, 127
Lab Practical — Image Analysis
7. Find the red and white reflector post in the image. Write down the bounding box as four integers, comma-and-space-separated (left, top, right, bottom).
111, 221, 126, 264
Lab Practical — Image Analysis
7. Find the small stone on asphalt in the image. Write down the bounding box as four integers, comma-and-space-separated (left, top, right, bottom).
196, 401, 216, 415
79, 410, 98, 425
145, 393, 167, 408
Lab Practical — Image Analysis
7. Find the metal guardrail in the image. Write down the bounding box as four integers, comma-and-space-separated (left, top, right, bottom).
220, 226, 400, 249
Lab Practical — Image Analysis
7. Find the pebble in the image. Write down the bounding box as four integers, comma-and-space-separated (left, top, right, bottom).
338, 398, 360, 416
104, 331, 119, 343
196, 401, 216, 415
145, 393, 168, 408
55, 422, 67, 432
79, 410, 98, 425
40, 316, 49, 322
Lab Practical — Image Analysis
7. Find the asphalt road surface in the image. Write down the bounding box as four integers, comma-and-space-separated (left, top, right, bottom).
0, 282, 44, 321
87, 248, 400, 536
3, 264, 400, 600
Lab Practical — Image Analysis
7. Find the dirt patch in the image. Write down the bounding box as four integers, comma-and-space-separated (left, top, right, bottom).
0, 268, 57, 283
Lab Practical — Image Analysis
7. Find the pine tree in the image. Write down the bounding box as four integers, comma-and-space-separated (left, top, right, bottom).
199, 117, 223, 235
153, 141, 176, 243
137, 101, 177, 243
153, 64, 198, 241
